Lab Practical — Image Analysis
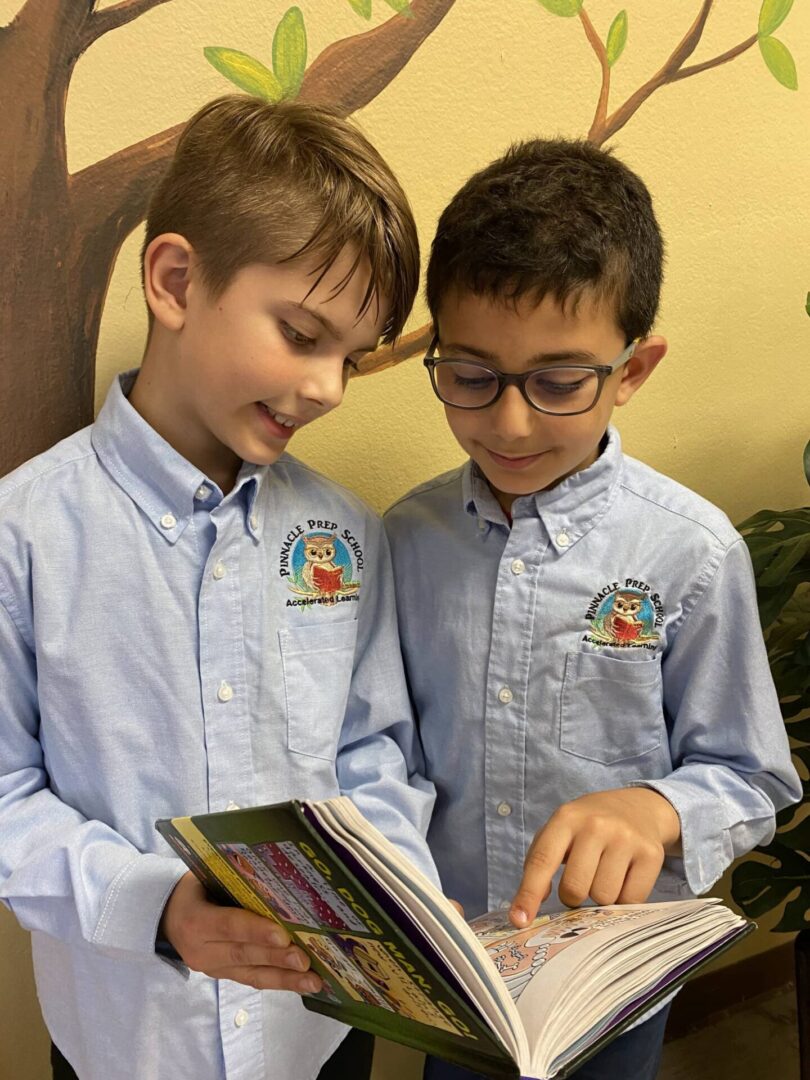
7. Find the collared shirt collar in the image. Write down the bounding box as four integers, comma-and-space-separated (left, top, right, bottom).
462, 426, 624, 550
91, 369, 265, 544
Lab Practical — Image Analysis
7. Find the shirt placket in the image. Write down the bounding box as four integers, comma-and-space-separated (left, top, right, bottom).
198, 499, 264, 1079
483, 515, 542, 911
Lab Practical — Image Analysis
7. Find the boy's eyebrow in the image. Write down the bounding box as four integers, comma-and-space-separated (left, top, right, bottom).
291, 302, 377, 353
442, 341, 601, 366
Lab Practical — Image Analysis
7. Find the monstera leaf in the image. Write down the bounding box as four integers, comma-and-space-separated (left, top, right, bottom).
731, 437, 810, 933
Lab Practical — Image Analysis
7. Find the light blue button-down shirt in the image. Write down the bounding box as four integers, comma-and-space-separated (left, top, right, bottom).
384, 428, 801, 921
0, 371, 436, 1080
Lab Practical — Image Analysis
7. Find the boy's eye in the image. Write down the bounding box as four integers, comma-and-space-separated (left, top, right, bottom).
530, 372, 590, 395
280, 321, 316, 348
453, 373, 494, 389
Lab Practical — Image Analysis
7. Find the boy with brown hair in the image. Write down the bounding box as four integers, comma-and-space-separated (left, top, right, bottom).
0, 95, 437, 1080
384, 139, 801, 1079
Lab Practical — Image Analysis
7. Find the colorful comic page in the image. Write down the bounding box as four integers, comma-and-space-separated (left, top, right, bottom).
331, 935, 461, 1035
219, 843, 311, 924
252, 840, 368, 931
297, 930, 395, 1010
469, 907, 648, 1004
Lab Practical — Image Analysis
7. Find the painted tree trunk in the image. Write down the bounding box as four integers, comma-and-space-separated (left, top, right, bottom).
0, 0, 456, 477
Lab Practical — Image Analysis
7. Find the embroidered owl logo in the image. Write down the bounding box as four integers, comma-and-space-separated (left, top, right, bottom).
602, 591, 645, 642
301, 534, 344, 599
287, 531, 361, 603
591, 588, 660, 645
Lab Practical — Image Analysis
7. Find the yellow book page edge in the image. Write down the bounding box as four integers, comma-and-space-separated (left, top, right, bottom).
171, 816, 280, 922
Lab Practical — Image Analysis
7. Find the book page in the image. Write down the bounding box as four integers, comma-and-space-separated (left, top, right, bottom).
312, 798, 526, 1066
466, 901, 745, 1078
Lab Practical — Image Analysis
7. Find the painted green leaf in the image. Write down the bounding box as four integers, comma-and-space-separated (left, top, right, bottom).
273, 7, 307, 98
758, 0, 794, 38
806, 292, 810, 318
536, 0, 584, 17
759, 36, 798, 90
382, 0, 415, 16
204, 47, 283, 101
347, 0, 372, 17
804, 435, 810, 484
606, 11, 628, 67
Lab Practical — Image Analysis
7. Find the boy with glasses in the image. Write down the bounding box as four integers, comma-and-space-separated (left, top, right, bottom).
384, 139, 801, 1080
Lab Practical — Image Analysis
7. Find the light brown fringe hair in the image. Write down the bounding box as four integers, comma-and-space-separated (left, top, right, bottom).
142, 95, 419, 344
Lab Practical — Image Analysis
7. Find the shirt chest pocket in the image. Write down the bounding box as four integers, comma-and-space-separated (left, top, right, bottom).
559, 651, 663, 764
279, 620, 359, 762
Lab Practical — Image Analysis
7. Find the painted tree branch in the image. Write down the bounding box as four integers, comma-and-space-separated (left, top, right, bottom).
298, 0, 457, 116
360, 0, 764, 377
579, 8, 610, 141
71, 0, 458, 244
590, 0, 714, 145
71, 121, 185, 241
79, 0, 173, 53
671, 33, 758, 82
356, 324, 434, 378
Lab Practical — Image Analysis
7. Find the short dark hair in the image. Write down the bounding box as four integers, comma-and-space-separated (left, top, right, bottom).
426, 139, 664, 341
143, 95, 419, 344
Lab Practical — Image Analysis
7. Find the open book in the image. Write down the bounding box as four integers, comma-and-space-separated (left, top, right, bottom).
156, 797, 752, 1080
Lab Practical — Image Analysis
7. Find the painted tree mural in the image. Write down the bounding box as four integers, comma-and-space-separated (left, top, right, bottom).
0, 0, 456, 476
358, 0, 800, 376
0, 0, 799, 476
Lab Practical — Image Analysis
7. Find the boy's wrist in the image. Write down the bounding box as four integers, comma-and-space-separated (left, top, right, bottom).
629, 785, 682, 852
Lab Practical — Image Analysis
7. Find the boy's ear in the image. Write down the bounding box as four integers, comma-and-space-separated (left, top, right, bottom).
614, 336, 667, 407
143, 233, 195, 332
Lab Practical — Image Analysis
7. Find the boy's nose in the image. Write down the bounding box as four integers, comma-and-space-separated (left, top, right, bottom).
301, 358, 345, 413
489, 385, 536, 441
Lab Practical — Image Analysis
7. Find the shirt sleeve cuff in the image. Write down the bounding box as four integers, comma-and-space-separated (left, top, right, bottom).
91, 853, 189, 960
627, 778, 731, 895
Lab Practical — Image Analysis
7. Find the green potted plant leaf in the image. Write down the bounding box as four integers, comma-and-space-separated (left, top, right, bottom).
730, 299, 809, 1074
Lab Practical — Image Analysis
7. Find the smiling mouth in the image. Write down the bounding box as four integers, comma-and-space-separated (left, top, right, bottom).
256, 402, 303, 439
259, 403, 300, 428
486, 448, 546, 469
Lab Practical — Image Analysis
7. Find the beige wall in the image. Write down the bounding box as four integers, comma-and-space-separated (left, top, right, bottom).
1, 1, 808, 1076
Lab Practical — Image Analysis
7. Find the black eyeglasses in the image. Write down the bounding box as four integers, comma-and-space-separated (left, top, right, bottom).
423, 336, 637, 416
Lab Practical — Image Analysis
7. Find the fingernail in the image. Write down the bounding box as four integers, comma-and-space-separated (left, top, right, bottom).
268, 928, 288, 947
303, 975, 321, 993
510, 906, 528, 927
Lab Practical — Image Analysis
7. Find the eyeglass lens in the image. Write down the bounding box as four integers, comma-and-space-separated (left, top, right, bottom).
432, 360, 601, 414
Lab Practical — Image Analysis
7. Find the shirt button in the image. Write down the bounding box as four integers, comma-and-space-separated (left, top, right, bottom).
498, 686, 514, 704
556, 530, 571, 547
497, 801, 512, 817
234, 1009, 249, 1028
217, 681, 234, 703
250, 514, 259, 530
226, 801, 241, 811
160, 513, 176, 530
213, 561, 227, 580
195, 484, 210, 501
510, 559, 525, 576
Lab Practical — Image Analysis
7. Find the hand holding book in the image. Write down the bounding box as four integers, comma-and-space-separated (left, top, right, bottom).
157, 796, 751, 1080
160, 866, 322, 993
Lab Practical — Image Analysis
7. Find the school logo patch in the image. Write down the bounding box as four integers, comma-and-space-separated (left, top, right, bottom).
583, 578, 664, 650
279, 519, 363, 608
